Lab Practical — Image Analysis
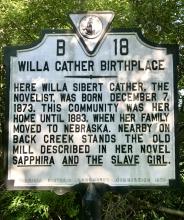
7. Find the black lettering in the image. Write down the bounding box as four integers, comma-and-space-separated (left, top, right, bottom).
86, 155, 103, 165
57, 39, 65, 56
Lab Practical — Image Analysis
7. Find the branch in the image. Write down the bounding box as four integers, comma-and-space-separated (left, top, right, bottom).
127, 194, 184, 218
158, 206, 184, 217
137, 196, 184, 218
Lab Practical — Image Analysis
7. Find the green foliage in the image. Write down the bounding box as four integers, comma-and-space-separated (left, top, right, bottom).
0, 190, 79, 219
4, 192, 48, 219
102, 190, 184, 220
36, 191, 79, 219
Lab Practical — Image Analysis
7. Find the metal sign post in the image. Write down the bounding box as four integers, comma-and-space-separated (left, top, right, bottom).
4, 13, 178, 216
82, 183, 101, 220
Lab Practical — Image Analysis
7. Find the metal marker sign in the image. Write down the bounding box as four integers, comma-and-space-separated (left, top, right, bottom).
4, 12, 178, 189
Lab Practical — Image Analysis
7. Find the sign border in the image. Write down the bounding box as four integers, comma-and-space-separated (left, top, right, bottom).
3, 28, 180, 191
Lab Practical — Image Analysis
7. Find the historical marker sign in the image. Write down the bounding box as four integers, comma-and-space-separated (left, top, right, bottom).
5, 12, 178, 189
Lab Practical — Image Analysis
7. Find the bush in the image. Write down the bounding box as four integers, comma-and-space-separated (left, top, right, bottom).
0, 189, 80, 220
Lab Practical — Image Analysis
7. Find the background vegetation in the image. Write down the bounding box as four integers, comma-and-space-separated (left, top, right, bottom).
0, 0, 184, 219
